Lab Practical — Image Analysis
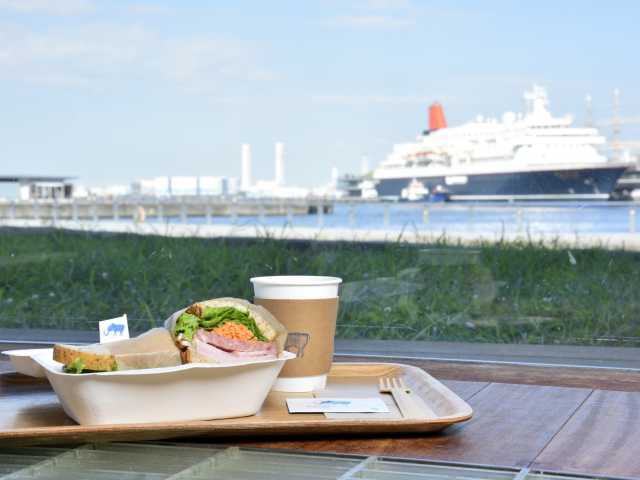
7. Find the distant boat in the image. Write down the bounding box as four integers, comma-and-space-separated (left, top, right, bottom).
359, 179, 379, 200
371, 85, 631, 201
400, 179, 429, 202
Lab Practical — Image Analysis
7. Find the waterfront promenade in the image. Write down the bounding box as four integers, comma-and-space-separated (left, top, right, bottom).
3, 218, 640, 251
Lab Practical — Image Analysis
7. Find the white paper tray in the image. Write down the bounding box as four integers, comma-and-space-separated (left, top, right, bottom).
32, 352, 295, 425
2, 348, 52, 378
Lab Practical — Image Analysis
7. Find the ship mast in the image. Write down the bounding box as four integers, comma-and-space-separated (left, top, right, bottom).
585, 94, 593, 127
612, 88, 622, 160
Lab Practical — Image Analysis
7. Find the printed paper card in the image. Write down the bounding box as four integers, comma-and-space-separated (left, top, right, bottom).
286, 397, 389, 414
99, 314, 130, 343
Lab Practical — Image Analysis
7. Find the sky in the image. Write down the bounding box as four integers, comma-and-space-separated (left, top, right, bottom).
0, 0, 639, 189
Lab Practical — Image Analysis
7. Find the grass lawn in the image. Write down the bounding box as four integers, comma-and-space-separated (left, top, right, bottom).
1, 228, 639, 346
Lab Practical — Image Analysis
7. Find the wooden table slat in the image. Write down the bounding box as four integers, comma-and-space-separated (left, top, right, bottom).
533, 390, 640, 478
337, 355, 640, 392
234, 383, 593, 469
441, 380, 490, 401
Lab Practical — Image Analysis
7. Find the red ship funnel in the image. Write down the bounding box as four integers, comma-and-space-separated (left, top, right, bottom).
428, 102, 447, 131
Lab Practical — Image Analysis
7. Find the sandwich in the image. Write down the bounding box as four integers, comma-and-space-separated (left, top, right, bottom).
165, 297, 287, 364
53, 328, 182, 373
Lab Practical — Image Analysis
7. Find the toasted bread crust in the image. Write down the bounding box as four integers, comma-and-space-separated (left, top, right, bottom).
180, 348, 191, 364
185, 303, 203, 317
53, 344, 116, 371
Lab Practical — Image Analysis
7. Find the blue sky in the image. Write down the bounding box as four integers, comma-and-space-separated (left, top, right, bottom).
0, 0, 639, 188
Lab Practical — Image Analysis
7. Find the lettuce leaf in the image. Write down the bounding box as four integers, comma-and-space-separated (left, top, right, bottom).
63, 357, 85, 374
175, 306, 267, 342
174, 312, 201, 342
63, 357, 118, 374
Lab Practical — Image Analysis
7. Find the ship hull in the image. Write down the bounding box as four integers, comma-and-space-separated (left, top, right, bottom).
374, 166, 628, 201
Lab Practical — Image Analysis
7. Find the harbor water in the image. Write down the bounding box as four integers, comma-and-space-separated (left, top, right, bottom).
150, 201, 640, 235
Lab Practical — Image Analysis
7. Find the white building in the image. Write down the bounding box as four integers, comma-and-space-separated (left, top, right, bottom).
0, 176, 75, 200
153, 177, 171, 196
225, 177, 240, 196
131, 175, 238, 197
199, 177, 225, 196
85, 184, 130, 197
169, 176, 198, 196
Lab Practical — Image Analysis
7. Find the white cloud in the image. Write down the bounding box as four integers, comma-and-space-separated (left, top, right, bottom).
365, 0, 411, 9
0, 0, 94, 15
328, 2, 469, 31
311, 94, 451, 105
328, 14, 414, 29
162, 37, 258, 87
326, 0, 414, 30
0, 24, 154, 88
0, 23, 274, 93
126, 4, 173, 15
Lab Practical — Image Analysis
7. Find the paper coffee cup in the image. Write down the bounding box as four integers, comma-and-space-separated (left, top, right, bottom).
251, 276, 342, 392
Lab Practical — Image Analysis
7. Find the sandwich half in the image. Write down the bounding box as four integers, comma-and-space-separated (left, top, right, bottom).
165, 297, 287, 364
53, 328, 182, 373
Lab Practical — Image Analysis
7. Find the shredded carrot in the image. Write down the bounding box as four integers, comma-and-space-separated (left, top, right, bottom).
212, 322, 255, 341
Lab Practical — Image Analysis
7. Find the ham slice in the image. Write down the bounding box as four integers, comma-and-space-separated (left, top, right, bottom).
194, 330, 276, 364
197, 329, 276, 354
194, 336, 238, 363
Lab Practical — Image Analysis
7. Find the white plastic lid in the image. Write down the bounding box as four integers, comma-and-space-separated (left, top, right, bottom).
250, 276, 342, 300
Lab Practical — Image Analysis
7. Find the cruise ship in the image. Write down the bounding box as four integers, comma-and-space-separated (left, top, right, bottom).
371, 86, 630, 201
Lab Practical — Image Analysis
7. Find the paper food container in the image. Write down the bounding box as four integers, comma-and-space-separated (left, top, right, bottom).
2, 348, 52, 378
34, 351, 295, 425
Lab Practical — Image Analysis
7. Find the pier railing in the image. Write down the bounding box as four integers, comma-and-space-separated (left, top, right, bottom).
0, 196, 333, 223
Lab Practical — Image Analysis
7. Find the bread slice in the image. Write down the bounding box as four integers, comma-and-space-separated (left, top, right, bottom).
53, 328, 182, 372
53, 343, 116, 371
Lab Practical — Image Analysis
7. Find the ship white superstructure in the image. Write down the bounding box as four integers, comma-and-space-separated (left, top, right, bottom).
372, 86, 630, 201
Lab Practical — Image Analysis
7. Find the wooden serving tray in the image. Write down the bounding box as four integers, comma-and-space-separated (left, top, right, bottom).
0, 362, 472, 446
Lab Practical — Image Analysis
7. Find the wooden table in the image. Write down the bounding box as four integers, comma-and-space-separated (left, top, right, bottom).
1, 357, 639, 479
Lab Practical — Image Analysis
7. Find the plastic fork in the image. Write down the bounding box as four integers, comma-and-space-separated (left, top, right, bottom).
379, 377, 435, 420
